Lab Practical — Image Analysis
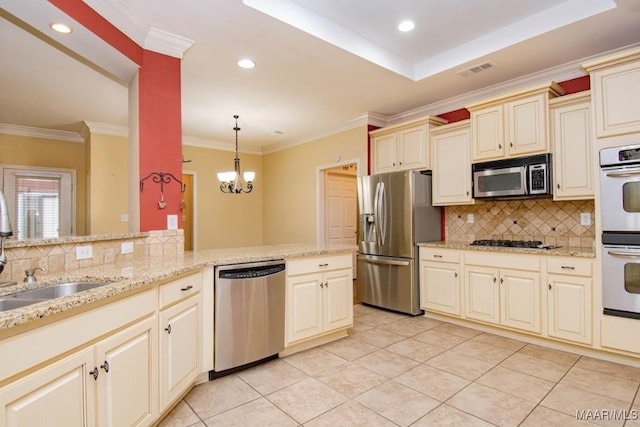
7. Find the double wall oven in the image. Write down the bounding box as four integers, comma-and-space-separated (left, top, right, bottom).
600, 144, 640, 319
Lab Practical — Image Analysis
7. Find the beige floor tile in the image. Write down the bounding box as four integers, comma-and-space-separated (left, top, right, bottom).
236, 359, 307, 395
348, 322, 375, 333
281, 347, 346, 376
353, 303, 375, 316
623, 408, 640, 427
518, 343, 580, 365
321, 336, 379, 360
413, 329, 470, 349
304, 401, 397, 427
266, 378, 347, 424
476, 365, 555, 403
453, 340, 517, 364
395, 364, 470, 401
348, 327, 405, 348
412, 404, 494, 427
185, 375, 261, 420
471, 332, 526, 352
541, 384, 629, 427
157, 400, 201, 427
520, 406, 601, 427
560, 366, 639, 404
575, 356, 640, 382
447, 383, 536, 427
500, 352, 572, 382
377, 316, 441, 337
426, 350, 495, 380
203, 398, 297, 426
385, 338, 446, 362
355, 310, 406, 327
314, 362, 386, 398
352, 348, 419, 378
356, 380, 440, 426
434, 323, 482, 339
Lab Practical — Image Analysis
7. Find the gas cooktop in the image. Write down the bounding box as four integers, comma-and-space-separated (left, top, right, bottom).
469, 239, 556, 249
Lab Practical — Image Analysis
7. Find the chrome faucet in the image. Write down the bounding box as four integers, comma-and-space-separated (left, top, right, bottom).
0, 189, 12, 275
24, 267, 47, 284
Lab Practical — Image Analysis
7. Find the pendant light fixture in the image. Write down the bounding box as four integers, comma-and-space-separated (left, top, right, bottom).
217, 115, 255, 193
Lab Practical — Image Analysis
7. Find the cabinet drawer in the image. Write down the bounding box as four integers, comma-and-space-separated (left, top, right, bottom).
546, 257, 592, 277
465, 251, 540, 271
286, 254, 352, 277
159, 272, 202, 308
420, 247, 460, 263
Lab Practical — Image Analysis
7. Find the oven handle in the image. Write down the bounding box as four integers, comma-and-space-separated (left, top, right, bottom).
604, 169, 640, 177
607, 250, 640, 258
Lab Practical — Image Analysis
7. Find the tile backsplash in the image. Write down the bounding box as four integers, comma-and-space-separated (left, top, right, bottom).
445, 199, 595, 248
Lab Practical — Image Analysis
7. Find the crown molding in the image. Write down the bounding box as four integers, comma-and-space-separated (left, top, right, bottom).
181, 135, 263, 155
145, 28, 195, 59
0, 123, 84, 143
82, 121, 129, 138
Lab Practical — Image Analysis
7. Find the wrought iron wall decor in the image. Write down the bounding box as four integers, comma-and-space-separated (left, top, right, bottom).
139, 172, 186, 209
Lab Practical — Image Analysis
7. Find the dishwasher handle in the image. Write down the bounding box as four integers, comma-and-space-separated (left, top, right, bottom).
217, 262, 285, 279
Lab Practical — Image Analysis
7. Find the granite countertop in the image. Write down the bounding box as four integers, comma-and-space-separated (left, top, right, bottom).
0, 243, 356, 331
418, 241, 595, 258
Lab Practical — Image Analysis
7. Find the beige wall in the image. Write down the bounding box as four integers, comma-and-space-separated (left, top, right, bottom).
0, 133, 87, 235
262, 126, 368, 245
182, 145, 264, 249
86, 133, 129, 235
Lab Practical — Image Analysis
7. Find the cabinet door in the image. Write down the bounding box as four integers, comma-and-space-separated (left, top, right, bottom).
398, 125, 428, 170
372, 134, 397, 173
322, 269, 354, 333
500, 269, 541, 333
506, 94, 547, 156
94, 316, 157, 427
552, 101, 593, 200
420, 260, 461, 315
0, 347, 95, 427
286, 273, 323, 344
471, 105, 504, 161
159, 295, 200, 411
548, 274, 592, 344
465, 266, 500, 324
432, 126, 473, 205
592, 61, 640, 138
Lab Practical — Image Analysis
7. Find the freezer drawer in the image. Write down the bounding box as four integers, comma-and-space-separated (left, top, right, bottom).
357, 254, 421, 315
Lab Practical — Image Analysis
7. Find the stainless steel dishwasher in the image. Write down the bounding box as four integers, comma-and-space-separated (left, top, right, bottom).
211, 259, 286, 378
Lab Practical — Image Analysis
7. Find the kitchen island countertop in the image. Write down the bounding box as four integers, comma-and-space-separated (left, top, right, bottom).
0, 243, 356, 331
418, 241, 595, 258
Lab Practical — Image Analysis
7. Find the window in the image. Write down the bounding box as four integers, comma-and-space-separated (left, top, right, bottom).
1, 166, 75, 239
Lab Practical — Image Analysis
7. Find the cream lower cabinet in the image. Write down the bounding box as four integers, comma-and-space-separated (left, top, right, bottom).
158, 273, 202, 412
285, 254, 353, 346
546, 257, 593, 345
419, 248, 461, 316
464, 253, 541, 334
431, 120, 474, 205
0, 316, 157, 427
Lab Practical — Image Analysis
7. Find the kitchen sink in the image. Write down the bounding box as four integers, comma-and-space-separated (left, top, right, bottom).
0, 281, 112, 312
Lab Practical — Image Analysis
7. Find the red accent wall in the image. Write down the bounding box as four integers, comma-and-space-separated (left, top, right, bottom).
138, 51, 183, 231
557, 75, 590, 94
438, 108, 470, 123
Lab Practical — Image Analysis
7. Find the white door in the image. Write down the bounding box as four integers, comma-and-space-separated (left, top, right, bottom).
325, 172, 357, 246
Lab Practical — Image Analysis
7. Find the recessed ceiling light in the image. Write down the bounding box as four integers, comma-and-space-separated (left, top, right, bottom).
237, 59, 256, 69
50, 23, 73, 34
398, 20, 415, 32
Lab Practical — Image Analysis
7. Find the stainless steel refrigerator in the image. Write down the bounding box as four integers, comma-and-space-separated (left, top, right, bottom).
356, 170, 441, 315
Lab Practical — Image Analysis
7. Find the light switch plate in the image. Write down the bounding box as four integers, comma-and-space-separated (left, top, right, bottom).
120, 214, 129, 222
467, 213, 474, 223
167, 214, 178, 230
76, 245, 93, 260
580, 212, 591, 226
121, 241, 134, 254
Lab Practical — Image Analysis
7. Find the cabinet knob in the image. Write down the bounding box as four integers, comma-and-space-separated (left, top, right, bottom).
454, 272, 458, 278
100, 361, 110, 373
510, 142, 513, 148
557, 183, 560, 189
466, 191, 469, 196
498, 144, 502, 149
500, 278, 504, 284
548, 283, 552, 290
399, 161, 403, 165
493, 277, 497, 283
89, 367, 99, 381
165, 324, 172, 334
393, 162, 396, 166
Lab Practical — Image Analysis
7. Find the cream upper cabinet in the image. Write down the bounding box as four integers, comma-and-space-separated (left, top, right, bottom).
370, 116, 447, 174
431, 120, 473, 205
419, 247, 462, 316
583, 48, 640, 138
546, 257, 593, 345
467, 82, 564, 162
550, 92, 593, 200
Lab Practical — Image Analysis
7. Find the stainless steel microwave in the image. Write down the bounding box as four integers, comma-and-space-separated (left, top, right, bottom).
472, 154, 551, 199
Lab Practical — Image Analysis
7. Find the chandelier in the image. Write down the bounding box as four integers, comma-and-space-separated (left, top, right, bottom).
217, 115, 255, 193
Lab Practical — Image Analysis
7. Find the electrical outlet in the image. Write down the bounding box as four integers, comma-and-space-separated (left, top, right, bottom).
167, 214, 178, 230
121, 241, 134, 254
467, 213, 474, 223
76, 245, 93, 260
120, 214, 129, 222
120, 266, 134, 277
580, 212, 592, 226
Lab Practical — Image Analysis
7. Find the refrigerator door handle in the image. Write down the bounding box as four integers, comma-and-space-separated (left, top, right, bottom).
374, 182, 381, 246
377, 182, 387, 245
357, 255, 410, 266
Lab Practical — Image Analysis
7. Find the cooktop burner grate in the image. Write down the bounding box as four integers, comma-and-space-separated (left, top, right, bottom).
470, 239, 545, 248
